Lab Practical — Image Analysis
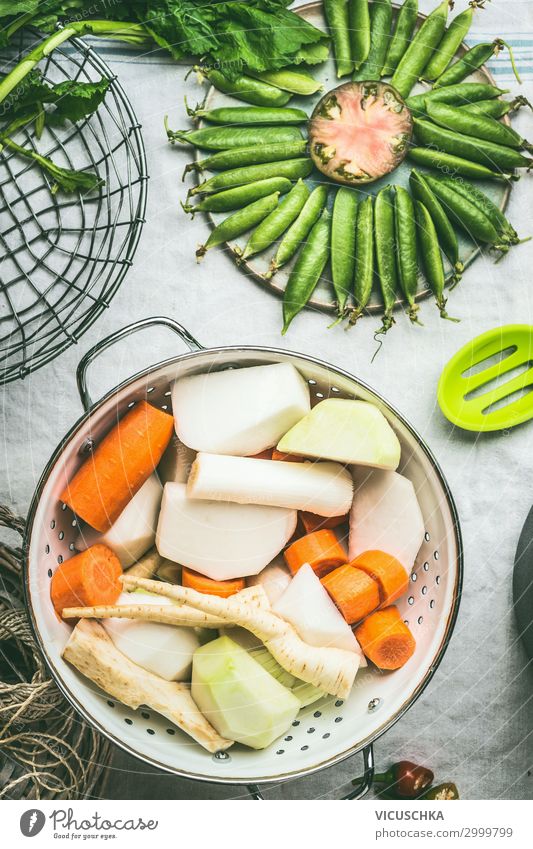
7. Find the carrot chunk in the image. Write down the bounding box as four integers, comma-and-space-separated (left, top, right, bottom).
51, 543, 122, 618
271, 449, 305, 462
354, 606, 416, 670
181, 566, 245, 598
350, 550, 409, 605
300, 511, 348, 534
61, 400, 174, 531
250, 449, 273, 460
321, 564, 380, 625
284, 529, 348, 578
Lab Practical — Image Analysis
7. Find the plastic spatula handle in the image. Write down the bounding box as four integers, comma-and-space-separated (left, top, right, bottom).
513, 504, 533, 662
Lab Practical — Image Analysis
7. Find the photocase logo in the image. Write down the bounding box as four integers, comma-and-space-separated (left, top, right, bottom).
20, 810, 46, 838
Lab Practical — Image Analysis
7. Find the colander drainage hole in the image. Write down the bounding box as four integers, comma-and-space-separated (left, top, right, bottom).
418, 616, 423, 625
45, 545, 50, 554
166, 728, 175, 735
335, 700, 343, 707
58, 531, 64, 540
47, 569, 52, 579
308, 379, 317, 385
124, 718, 133, 726
284, 735, 293, 742
213, 751, 231, 762
147, 729, 155, 735
292, 720, 300, 727
334, 717, 343, 723
57, 555, 63, 565
307, 728, 315, 734
430, 600, 435, 609
323, 733, 330, 739
50, 520, 56, 530
301, 745, 309, 751
141, 711, 150, 719
107, 700, 115, 708
313, 711, 322, 718
411, 572, 417, 582
423, 562, 429, 572
434, 551, 440, 560
425, 532, 430, 542
408, 596, 414, 605
276, 749, 284, 755
436, 576, 441, 585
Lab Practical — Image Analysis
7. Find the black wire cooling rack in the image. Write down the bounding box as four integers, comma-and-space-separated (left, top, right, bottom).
0, 29, 148, 383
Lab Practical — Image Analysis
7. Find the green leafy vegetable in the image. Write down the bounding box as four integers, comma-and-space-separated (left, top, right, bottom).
0, 136, 104, 192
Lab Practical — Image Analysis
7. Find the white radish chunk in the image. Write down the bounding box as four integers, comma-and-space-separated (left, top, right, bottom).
75, 474, 162, 568
171, 363, 310, 456
158, 435, 196, 484
246, 555, 291, 604
274, 563, 363, 658
349, 469, 425, 570
187, 454, 353, 517
102, 592, 200, 681
156, 482, 297, 580
277, 399, 401, 470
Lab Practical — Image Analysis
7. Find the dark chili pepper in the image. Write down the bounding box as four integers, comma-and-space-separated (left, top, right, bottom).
421, 782, 460, 800
375, 761, 434, 798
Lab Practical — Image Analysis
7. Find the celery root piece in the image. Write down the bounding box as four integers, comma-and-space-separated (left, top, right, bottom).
125, 546, 168, 579
62, 619, 232, 752
121, 576, 359, 699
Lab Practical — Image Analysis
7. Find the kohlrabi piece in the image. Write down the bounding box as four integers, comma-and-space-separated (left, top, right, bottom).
274, 563, 363, 657
349, 469, 425, 570
158, 434, 196, 484
102, 591, 200, 681
277, 399, 401, 470
246, 555, 291, 604
156, 482, 297, 580
308, 81, 412, 185
171, 363, 310, 456
191, 636, 300, 749
75, 474, 162, 568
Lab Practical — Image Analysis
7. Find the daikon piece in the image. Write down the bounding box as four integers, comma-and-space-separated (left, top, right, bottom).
274, 564, 363, 656
246, 555, 291, 604
156, 482, 297, 580
62, 619, 232, 753
187, 454, 353, 518
277, 399, 401, 470
158, 435, 196, 484
349, 469, 425, 569
75, 474, 162, 568
171, 362, 310, 456
102, 592, 200, 681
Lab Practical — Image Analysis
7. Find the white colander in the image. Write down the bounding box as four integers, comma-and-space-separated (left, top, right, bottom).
23, 317, 462, 798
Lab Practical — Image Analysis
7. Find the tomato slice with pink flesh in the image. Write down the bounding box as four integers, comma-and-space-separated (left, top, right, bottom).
309, 81, 413, 185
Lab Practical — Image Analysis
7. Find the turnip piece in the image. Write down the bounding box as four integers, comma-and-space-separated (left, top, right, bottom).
158, 435, 196, 484
156, 482, 297, 580
349, 469, 425, 570
121, 575, 359, 699
191, 636, 301, 749
62, 619, 232, 753
102, 592, 200, 681
171, 363, 310, 456
187, 454, 353, 517
274, 563, 363, 657
246, 555, 291, 604
277, 399, 401, 471
75, 474, 162, 568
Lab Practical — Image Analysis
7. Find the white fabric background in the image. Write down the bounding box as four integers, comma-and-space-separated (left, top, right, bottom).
1, 0, 532, 799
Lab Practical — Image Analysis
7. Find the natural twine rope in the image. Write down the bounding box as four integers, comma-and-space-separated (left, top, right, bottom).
0, 506, 111, 799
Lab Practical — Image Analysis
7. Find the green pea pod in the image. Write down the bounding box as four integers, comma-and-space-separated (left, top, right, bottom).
381, 0, 418, 77
186, 105, 308, 125
282, 210, 331, 334
413, 118, 533, 171
409, 169, 462, 274
331, 187, 358, 314
426, 100, 533, 152
423, 5, 476, 82
414, 201, 457, 321
250, 69, 323, 96
166, 122, 303, 151
196, 192, 280, 259
423, 174, 508, 251
349, 0, 371, 71
458, 99, 514, 119
238, 180, 310, 261
353, 0, 393, 81
394, 185, 420, 324
374, 186, 398, 334
349, 196, 374, 325
190, 158, 313, 196
195, 66, 291, 106
324, 0, 353, 77
407, 82, 508, 112
184, 140, 309, 178
430, 175, 520, 244
434, 39, 521, 88
407, 147, 515, 182
391, 0, 449, 97
268, 185, 328, 275
181, 177, 292, 216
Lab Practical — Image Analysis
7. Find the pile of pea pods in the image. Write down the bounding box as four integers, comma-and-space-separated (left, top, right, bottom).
171, 0, 532, 335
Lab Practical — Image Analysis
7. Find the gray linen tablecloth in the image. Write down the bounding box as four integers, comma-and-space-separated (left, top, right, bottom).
1, 0, 532, 800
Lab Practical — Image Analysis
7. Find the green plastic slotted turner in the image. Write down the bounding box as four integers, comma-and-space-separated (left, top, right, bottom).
438, 325, 533, 432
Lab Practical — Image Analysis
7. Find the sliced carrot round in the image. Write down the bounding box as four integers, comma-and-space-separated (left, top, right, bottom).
354, 606, 416, 670
181, 566, 245, 598
284, 529, 348, 578
321, 564, 380, 625
350, 550, 409, 605
51, 543, 122, 618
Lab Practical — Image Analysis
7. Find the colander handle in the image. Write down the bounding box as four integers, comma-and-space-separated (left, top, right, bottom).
246, 744, 374, 800
76, 316, 202, 410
